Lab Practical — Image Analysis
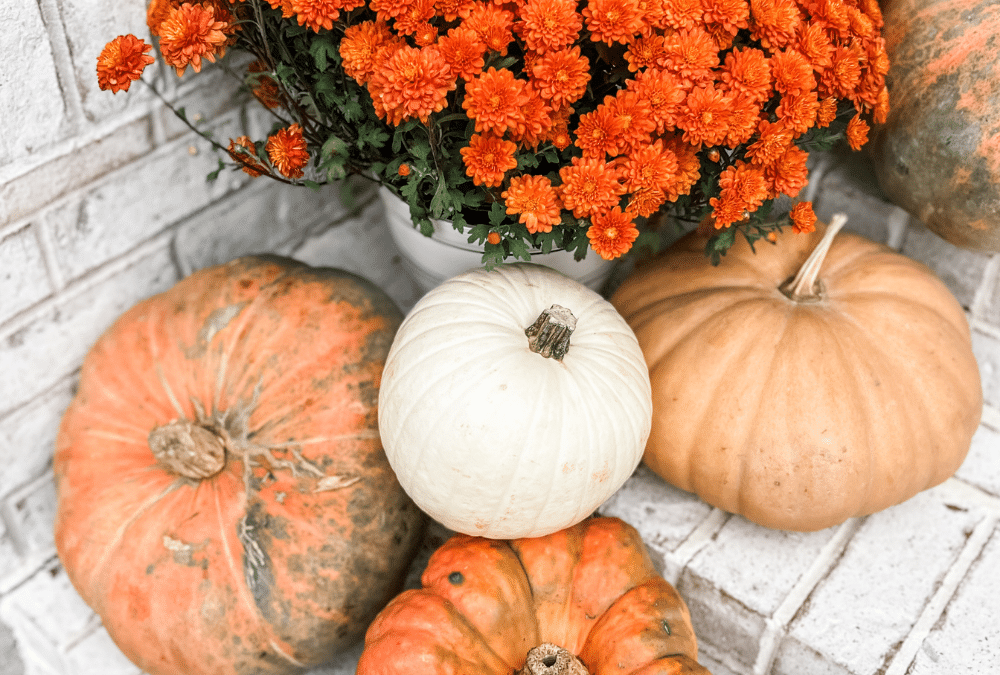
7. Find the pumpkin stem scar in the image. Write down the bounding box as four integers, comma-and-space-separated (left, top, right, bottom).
525, 305, 577, 361
149, 420, 227, 479
517, 643, 590, 675
779, 212, 848, 303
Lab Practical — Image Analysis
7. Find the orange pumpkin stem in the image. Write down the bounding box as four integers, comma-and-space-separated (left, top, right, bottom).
779, 212, 849, 303
518, 643, 590, 675
525, 305, 577, 361
148, 420, 227, 479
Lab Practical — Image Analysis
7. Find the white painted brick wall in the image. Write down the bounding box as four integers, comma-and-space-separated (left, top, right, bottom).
2, 2, 1000, 675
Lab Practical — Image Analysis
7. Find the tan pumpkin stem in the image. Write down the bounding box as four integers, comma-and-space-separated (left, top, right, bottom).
518, 643, 590, 675
779, 212, 849, 303
526, 305, 577, 361
149, 420, 227, 479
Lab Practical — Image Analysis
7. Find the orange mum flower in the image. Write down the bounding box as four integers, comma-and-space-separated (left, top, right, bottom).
789, 200, 817, 233
725, 94, 762, 147
437, 26, 487, 81
816, 95, 838, 127
746, 119, 793, 165
797, 20, 834, 72
266, 124, 310, 178
370, 0, 409, 20
460, 133, 519, 187
368, 45, 456, 125
770, 48, 816, 96
775, 89, 819, 135
509, 85, 554, 149
530, 47, 591, 108
519, 0, 583, 53
583, 0, 644, 46
660, 0, 702, 30
292, 0, 360, 31
247, 60, 283, 108
846, 113, 870, 150
662, 135, 701, 200
625, 35, 669, 72
872, 85, 890, 125
502, 174, 563, 233
340, 20, 399, 85
676, 83, 731, 148
436, 0, 477, 21
626, 187, 667, 218
765, 143, 810, 197
709, 192, 748, 228
96, 35, 155, 93
464, 3, 516, 55
662, 27, 719, 84
392, 0, 437, 36
717, 160, 769, 212
575, 104, 628, 159
620, 139, 679, 192
158, 3, 229, 76
227, 136, 267, 177
588, 207, 639, 260
748, 0, 801, 50
463, 67, 530, 135
147, 0, 176, 36
609, 89, 657, 153
701, 0, 750, 37
627, 68, 687, 134
398, 163, 411, 176
542, 104, 574, 150
808, 0, 850, 38
557, 156, 625, 219
822, 42, 864, 99
719, 47, 772, 103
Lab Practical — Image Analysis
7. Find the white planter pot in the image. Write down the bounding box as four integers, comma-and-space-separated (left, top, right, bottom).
380, 187, 616, 293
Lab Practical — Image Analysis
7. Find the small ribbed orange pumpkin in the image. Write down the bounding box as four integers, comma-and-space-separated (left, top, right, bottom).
54, 256, 425, 675
611, 215, 983, 531
356, 516, 712, 675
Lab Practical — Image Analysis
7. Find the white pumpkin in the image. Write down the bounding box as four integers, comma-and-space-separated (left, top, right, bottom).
378, 263, 652, 539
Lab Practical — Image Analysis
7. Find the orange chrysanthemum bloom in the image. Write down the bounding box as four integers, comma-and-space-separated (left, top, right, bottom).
96, 35, 155, 93
463, 67, 530, 135
717, 160, 769, 212
487, 231, 502, 245
659, 0, 702, 30
808, 0, 850, 38
267, 0, 296, 18
583, 0, 644, 46
247, 60, 283, 108
846, 113, 870, 150
557, 156, 625, 219
724, 94, 762, 147
625, 35, 668, 72
392, 0, 437, 36
463, 3, 516, 55
816, 95, 838, 127
460, 133, 519, 187
709, 192, 748, 228
542, 104, 575, 150
368, 46, 456, 125
588, 207, 639, 260
770, 48, 816, 96
575, 104, 628, 159
369, 0, 409, 20
502, 175, 563, 233
227, 136, 266, 177
627, 68, 687, 134
530, 47, 591, 108
609, 89, 657, 153
797, 20, 834, 72
701, 0, 750, 37
676, 83, 731, 148
789, 200, 817, 233
661, 27, 720, 84
518, 0, 583, 53
626, 187, 668, 218
748, 0, 801, 50
746, 119, 793, 165
872, 85, 890, 125
147, 0, 177, 35
775, 89, 819, 134
340, 20, 400, 85
158, 3, 229, 76
822, 43, 864, 99
437, 0, 478, 20
620, 139, 679, 192
766, 143, 810, 197
510, 85, 554, 149
293, 0, 361, 32
398, 163, 411, 176
437, 26, 487, 81
662, 135, 701, 200
719, 47, 772, 103
266, 124, 310, 179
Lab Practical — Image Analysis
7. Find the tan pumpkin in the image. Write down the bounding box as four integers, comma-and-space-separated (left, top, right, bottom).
611, 215, 982, 531
54, 256, 425, 675
356, 516, 712, 675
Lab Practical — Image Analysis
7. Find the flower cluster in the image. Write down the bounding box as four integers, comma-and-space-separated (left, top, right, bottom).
98, 0, 888, 263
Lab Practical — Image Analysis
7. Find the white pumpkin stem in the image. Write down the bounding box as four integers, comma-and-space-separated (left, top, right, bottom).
518, 643, 590, 675
779, 213, 849, 303
525, 305, 577, 361
149, 420, 227, 479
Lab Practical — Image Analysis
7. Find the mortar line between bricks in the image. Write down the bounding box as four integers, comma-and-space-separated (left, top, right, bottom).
35, 0, 86, 135
971, 317, 1000, 341
882, 513, 1000, 675
981, 405, 1000, 432
752, 517, 863, 675
663, 508, 729, 586
935, 477, 1000, 514
33, 213, 67, 292
969, 254, 1000, 322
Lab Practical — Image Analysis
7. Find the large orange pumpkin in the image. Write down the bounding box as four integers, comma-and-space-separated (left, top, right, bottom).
356, 516, 712, 675
870, 0, 1000, 251
53, 256, 425, 675
611, 215, 983, 531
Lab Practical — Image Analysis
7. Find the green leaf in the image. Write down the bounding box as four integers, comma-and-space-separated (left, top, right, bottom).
489, 202, 507, 227
206, 158, 225, 182
309, 36, 339, 72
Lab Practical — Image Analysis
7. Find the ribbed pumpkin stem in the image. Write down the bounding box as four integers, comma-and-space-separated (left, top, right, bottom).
526, 305, 577, 361
779, 213, 848, 303
149, 420, 227, 479
518, 644, 589, 675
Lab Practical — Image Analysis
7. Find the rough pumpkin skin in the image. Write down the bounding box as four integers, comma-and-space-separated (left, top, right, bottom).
356, 517, 712, 675
870, 0, 1000, 252
610, 222, 983, 531
53, 256, 426, 675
